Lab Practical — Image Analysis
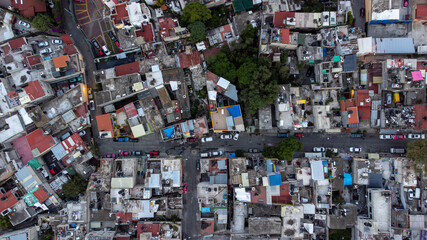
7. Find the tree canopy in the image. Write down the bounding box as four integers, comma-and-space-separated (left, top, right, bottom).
31, 14, 54, 32
0, 216, 11, 230
182, 2, 212, 24
62, 175, 88, 199
188, 21, 206, 43
262, 137, 303, 161
407, 139, 427, 171
208, 51, 237, 82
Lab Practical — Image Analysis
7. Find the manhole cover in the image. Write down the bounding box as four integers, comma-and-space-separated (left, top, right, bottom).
191, 150, 198, 155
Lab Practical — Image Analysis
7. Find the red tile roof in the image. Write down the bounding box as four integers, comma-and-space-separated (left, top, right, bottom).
124, 102, 137, 117
74, 103, 88, 117
61, 34, 74, 45
8, 37, 27, 50
251, 186, 267, 204
135, 23, 154, 43
356, 89, 371, 120
24, 80, 45, 100
11, 0, 46, 18
137, 223, 160, 237
274, 12, 295, 27
61, 133, 83, 153
96, 114, 114, 136
159, 18, 178, 38
12, 135, 33, 165
416, 4, 427, 19
347, 106, 359, 124
26, 55, 41, 66
280, 28, 290, 44
219, 24, 232, 42
33, 186, 49, 203
178, 50, 201, 68
201, 220, 214, 236
112, 3, 129, 25
414, 104, 427, 131
26, 128, 56, 154
116, 212, 133, 223
0, 190, 18, 212
64, 45, 78, 55
115, 61, 140, 76
206, 71, 219, 83
271, 183, 291, 204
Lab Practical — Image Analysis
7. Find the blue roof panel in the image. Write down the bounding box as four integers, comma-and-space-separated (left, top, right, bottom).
269, 174, 282, 186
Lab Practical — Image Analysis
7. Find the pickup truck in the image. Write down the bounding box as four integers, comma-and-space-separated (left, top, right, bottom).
277, 133, 289, 138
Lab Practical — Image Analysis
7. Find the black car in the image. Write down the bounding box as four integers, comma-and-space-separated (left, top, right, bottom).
306, 66, 314, 77
108, 31, 117, 42
249, 148, 259, 153
129, 138, 139, 142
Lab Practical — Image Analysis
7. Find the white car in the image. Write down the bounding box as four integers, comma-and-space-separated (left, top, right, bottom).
89, 100, 95, 110
313, 147, 325, 152
220, 134, 233, 140
211, 151, 223, 156
18, 20, 30, 28
349, 147, 361, 153
201, 137, 213, 142
78, 130, 86, 137
102, 45, 111, 56
421, 134, 426, 139
52, 39, 63, 44
380, 134, 392, 139
408, 134, 421, 139
40, 48, 52, 54
233, 132, 240, 140
407, 189, 414, 200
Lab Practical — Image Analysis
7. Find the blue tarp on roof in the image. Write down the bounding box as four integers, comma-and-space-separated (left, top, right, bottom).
163, 126, 174, 138
227, 105, 241, 118
269, 174, 282, 186
229, 152, 236, 158
322, 160, 328, 165
266, 159, 273, 173
202, 207, 211, 213
344, 173, 352, 185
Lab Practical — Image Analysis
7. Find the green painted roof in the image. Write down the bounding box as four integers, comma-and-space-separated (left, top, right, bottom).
28, 158, 42, 170
233, 0, 253, 12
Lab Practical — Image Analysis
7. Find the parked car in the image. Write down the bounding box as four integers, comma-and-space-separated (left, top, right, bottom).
212, 151, 223, 156
313, 147, 325, 152
407, 188, 414, 200
183, 183, 188, 194
220, 134, 233, 139
249, 148, 259, 153
403, 0, 408, 7
187, 137, 199, 143
380, 134, 393, 139
149, 151, 160, 156
88, 88, 93, 100
108, 31, 118, 42
294, 133, 305, 138
89, 100, 95, 110
421, 134, 426, 139
390, 148, 405, 154
134, 151, 143, 156
48, 0, 54, 8
78, 130, 86, 137
360, 8, 365, 17
201, 137, 213, 142
233, 132, 240, 140
102, 45, 111, 56
18, 20, 31, 28
408, 134, 421, 139
74, 0, 84, 2
350, 133, 364, 138
129, 138, 139, 142
393, 134, 406, 139
306, 66, 314, 77
200, 152, 211, 158
52, 39, 63, 44
120, 151, 132, 156
277, 132, 289, 138
113, 137, 129, 142
91, 40, 103, 56
104, 154, 116, 158
40, 48, 52, 54
37, 41, 49, 47
349, 147, 361, 153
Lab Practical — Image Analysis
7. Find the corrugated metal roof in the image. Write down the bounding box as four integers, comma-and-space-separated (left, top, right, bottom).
374, 38, 415, 54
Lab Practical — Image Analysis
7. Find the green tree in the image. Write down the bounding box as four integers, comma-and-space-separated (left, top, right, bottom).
156, 0, 164, 7
62, 175, 88, 199
346, 11, 354, 25
237, 60, 257, 86
208, 52, 237, 82
0, 216, 11, 230
407, 139, 427, 172
262, 146, 278, 158
31, 14, 54, 31
40, 229, 54, 240
182, 2, 212, 24
276, 137, 303, 161
188, 21, 206, 43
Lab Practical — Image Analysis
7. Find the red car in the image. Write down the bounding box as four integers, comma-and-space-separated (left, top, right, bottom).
74, 0, 84, 2
115, 41, 123, 52
393, 134, 406, 139
183, 183, 187, 194
120, 151, 132, 156
403, 0, 408, 7
150, 151, 160, 156
187, 137, 199, 143
294, 133, 305, 138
